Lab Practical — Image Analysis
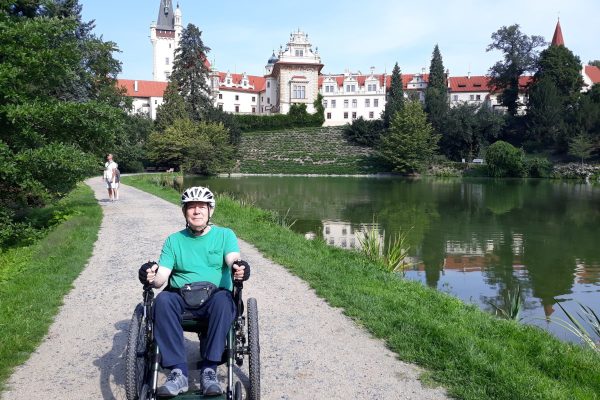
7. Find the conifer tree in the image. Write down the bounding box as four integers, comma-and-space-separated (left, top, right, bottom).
424, 45, 448, 133
155, 82, 189, 132
383, 63, 404, 128
170, 23, 213, 121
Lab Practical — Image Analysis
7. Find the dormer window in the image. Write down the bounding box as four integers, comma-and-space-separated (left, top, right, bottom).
295, 49, 304, 57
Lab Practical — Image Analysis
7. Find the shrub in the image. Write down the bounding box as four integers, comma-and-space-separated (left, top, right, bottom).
343, 117, 384, 147
524, 156, 552, 178
485, 141, 526, 177
234, 102, 324, 132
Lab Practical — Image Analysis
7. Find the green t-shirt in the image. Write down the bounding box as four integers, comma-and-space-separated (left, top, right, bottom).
158, 225, 240, 290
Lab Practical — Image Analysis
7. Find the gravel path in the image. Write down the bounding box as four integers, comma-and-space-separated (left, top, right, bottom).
3, 179, 448, 400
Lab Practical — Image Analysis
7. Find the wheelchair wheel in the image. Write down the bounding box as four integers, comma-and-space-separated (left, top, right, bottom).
125, 304, 152, 400
247, 298, 260, 400
234, 381, 243, 400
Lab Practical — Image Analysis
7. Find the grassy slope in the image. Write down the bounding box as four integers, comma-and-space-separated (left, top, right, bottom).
239, 126, 380, 174
123, 175, 599, 400
0, 184, 102, 392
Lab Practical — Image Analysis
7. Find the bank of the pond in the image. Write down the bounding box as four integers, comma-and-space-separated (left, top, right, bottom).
123, 175, 599, 400
0, 184, 102, 392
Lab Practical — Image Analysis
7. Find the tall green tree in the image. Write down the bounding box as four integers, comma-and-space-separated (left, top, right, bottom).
424, 45, 448, 133
525, 77, 565, 150
486, 25, 545, 116
588, 60, 600, 68
378, 101, 439, 173
383, 63, 404, 128
171, 23, 213, 121
536, 45, 583, 99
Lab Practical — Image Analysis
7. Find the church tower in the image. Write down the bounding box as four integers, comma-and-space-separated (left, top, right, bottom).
551, 19, 564, 46
150, 0, 183, 81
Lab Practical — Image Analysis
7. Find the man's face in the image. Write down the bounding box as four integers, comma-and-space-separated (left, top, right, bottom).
107, 154, 113, 162
185, 201, 213, 230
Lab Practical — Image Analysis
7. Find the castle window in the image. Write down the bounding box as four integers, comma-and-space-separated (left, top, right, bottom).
267, 97, 270, 104
470, 94, 475, 101
295, 49, 304, 57
326, 112, 331, 119
235, 105, 239, 113
292, 85, 306, 99
169, 43, 172, 49
374, 99, 379, 107
352, 112, 357, 119
165, 57, 170, 65
331, 100, 336, 108
323, 100, 328, 108
235, 95, 239, 101
476, 94, 481, 101
344, 112, 348, 119
369, 111, 374, 118
252, 107, 256, 113
252, 96, 256, 102
218, 93, 223, 99
365, 99, 370, 107
267, 81, 270, 88
453, 95, 458, 101
344, 100, 349, 108
352, 99, 357, 108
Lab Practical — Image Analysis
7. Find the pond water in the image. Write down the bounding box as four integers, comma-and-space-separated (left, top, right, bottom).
186, 175, 600, 342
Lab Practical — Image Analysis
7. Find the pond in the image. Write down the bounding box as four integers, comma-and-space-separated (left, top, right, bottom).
185, 175, 600, 343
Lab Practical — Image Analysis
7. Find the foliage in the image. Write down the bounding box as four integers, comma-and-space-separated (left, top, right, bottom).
589, 60, 600, 68
551, 302, 600, 354
524, 156, 552, 178
378, 101, 440, 174
383, 62, 404, 128
568, 133, 596, 165
357, 223, 411, 274
154, 82, 189, 133
486, 24, 545, 116
485, 140, 526, 177
234, 103, 324, 132
170, 23, 213, 121
0, 1, 127, 245
114, 113, 154, 172
487, 285, 523, 320
147, 118, 235, 175
536, 45, 583, 99
342, 117, 384, 147
438, 103, 505, 161
424, 45, 448, 132
524, 77, 565, 150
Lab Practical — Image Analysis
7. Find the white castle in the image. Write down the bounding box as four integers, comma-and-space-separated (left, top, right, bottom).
117, 1, 600, 125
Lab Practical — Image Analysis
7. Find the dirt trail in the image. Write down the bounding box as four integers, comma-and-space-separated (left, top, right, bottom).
2, 179, 448, 400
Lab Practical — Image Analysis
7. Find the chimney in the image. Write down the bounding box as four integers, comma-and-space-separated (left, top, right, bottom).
134, 80, 139, 92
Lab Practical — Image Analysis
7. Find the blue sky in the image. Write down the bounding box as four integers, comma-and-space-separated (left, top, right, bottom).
81, 0, 600, 81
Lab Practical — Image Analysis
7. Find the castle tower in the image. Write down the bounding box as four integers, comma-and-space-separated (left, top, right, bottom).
271, 30, 323, 114
150, 0, 182, 81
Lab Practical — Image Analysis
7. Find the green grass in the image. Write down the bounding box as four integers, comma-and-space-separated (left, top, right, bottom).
122, 175, 600, 400
0, 184, 102, 392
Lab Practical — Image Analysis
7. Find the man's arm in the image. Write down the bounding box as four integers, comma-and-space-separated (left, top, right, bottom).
225, 252, 246, 281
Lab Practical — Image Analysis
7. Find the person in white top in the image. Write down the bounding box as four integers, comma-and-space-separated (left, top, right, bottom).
103, 154, 118, 201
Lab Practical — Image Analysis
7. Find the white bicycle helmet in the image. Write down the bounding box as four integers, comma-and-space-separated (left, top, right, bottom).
181, 186, 215, 209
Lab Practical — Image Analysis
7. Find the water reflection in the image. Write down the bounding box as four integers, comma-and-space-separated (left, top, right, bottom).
185, 176, 600, 342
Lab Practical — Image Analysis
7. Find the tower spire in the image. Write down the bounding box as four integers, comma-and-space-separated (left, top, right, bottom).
156, 0, 175, 31
551, 19, 564, 46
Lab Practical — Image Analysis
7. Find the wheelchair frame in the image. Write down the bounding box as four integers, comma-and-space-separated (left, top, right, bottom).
125, 280, 260, 400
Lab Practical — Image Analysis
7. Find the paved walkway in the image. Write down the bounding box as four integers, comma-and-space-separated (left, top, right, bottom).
3, 179, 448, 400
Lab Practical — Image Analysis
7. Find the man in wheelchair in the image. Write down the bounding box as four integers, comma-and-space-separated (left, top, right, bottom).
138, 186, 250, 397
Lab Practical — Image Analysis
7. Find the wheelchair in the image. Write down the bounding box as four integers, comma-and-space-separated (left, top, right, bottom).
124, 278, 260, 400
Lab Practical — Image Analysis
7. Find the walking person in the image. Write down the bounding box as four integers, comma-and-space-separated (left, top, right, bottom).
103, 154, 118, 201
113, 163, 121, 201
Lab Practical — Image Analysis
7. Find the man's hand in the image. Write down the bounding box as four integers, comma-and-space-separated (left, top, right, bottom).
232, 260, 250, 281
138, 261, 158, 285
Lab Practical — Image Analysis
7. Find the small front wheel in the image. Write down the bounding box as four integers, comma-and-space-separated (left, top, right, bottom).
234, 381, 243, 400
247, 298, 260, 400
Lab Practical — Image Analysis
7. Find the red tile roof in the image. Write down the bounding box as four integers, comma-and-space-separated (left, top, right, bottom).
217, 72, 266, 92
585, 65, 600, 84
118, 79, 168, 97
448, 75, 532, 92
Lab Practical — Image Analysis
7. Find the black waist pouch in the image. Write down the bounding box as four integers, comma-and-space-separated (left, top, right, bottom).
179, 281, 217, 308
